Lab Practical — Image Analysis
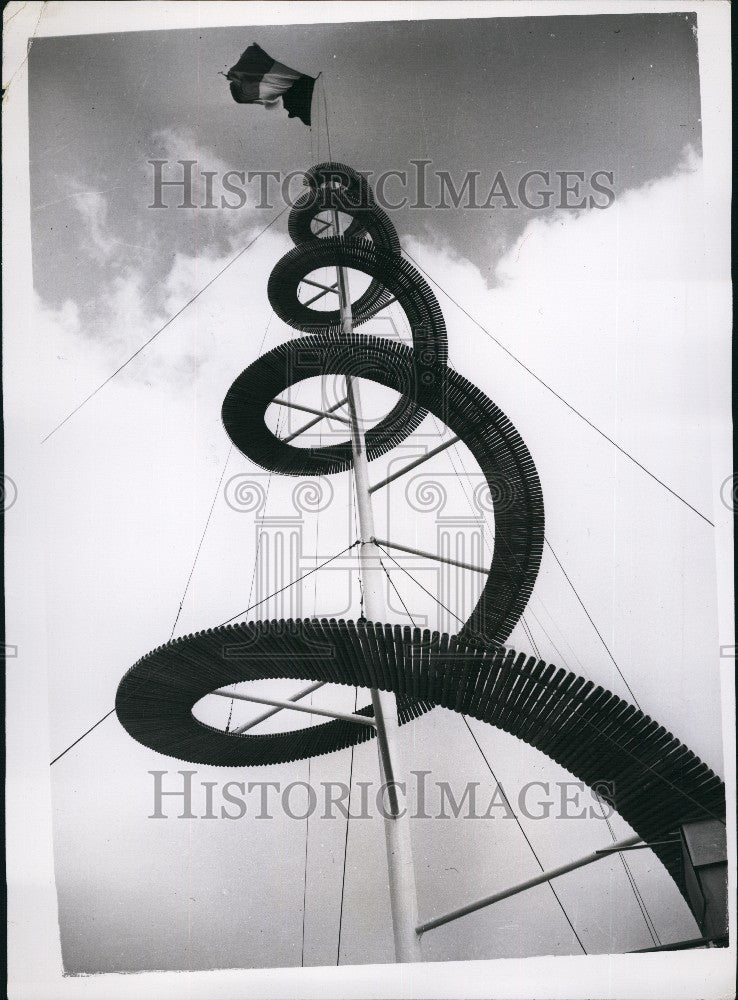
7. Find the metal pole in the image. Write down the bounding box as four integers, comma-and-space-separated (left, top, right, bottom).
416, 833, 642, 934
273, 397, 352, 425
372, 536, 488, 575
631, 934, 726, 953
369, 436, 462, 493
331, 205, 422, 963
228, 680, 327, 734
213, 686, 376, 727
283, 397, 348, 444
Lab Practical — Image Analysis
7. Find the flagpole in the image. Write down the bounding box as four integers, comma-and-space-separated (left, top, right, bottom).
331, 205, 422, 964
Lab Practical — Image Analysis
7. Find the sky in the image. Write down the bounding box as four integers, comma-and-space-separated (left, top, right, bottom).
12, 8, 728, 977
29, 12, 701, 303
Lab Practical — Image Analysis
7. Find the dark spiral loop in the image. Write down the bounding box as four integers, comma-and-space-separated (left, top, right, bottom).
222, 163, 545, 648
116, 165, 725, 902
286, 163, 400, 329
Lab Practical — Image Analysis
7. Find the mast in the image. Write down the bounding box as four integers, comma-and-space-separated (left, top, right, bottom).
331, 206, 422, 963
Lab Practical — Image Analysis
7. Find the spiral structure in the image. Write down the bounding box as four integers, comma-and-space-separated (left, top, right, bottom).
117, 162, 725, 904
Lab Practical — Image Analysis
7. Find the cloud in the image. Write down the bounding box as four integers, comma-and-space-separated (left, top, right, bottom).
71, 189, 117, 261
146, 127, 261, 231
34, 147, 713, 524
406, 145, 708, 451
35, 147, 710, 460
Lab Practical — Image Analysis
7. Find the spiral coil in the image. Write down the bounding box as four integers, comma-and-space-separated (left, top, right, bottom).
116, 163, 724, 902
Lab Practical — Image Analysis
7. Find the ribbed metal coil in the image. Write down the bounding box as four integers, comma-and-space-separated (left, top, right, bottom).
273, 160, 447, 457
222, 333, 543, 645
116, 617, 725, 902
303, 162, 374, 209
286, 162, 400, 334
268, 235, 439, 334
287, 163, 396, 252
119, 159, 724, 912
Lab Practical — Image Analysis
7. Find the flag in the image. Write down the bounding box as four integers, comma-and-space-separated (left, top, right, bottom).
225, 43, 316, 126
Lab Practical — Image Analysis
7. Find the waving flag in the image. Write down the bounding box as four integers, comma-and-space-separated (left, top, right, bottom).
225, 43, 316, 126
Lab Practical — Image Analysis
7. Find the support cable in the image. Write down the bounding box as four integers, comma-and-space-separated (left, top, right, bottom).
224, 698, 235, 734
379, 541, 659, 950
322, 75, 334, 164
349, 478, 365, 618
402, 249, 713, 528
422, 403, 609, 681
49, 710, 116, 767
379, 558, 416, 625
223, 316, 277, 726
374, 545, 692, 818
219, 540, 360, 626
169, 444, 233, 640
377, 321, 585, 671
425, 396, 628, 694
378, 556, 586, 956
462, 716, 587, 955
595, 794, 661, 947
520, 615, 542, 661
375, 540, 465, 629
544, 539, 641, 708
377, 543, 590, 722
50, 540, 360, 766
422, 405, 576, 671
41, 206, 290, 444
520, 612, 573, 674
